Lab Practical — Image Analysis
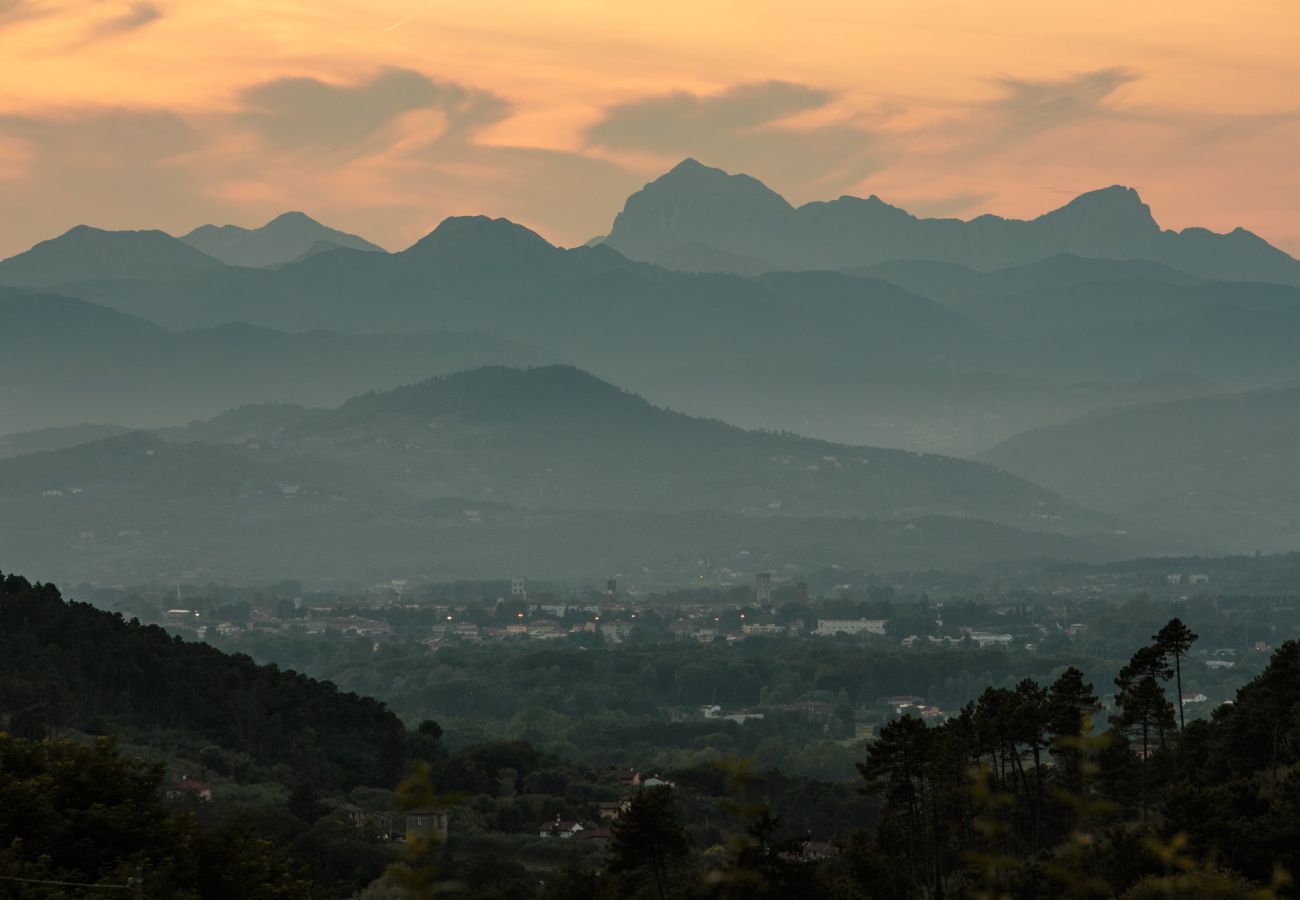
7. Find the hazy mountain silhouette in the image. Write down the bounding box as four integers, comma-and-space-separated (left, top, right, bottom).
0, 369, 1149, 585
194, 364, 1115, 534
636, 363, 1218, 457
0, 424, 133, 460
851, 254, 1203, 306
604, 160, 1300, 284
959, 278, 1300, 340
0, 429, 1141, 585
0, 225, 224, 286
653, 240, 777, 276
0, 293, 563, 434
43, 216, 1000, 384
980, 385, 1300, 552
180, 211, 385, 267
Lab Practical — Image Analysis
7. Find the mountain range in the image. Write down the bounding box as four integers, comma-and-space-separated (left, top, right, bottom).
3, 160, 1299, 581
602, 159, 1300, 284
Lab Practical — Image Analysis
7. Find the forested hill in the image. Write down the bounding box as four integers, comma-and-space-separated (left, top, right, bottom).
0, 572, 407, 789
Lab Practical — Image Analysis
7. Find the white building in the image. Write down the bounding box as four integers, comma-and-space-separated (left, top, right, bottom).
813, 619, 888, 637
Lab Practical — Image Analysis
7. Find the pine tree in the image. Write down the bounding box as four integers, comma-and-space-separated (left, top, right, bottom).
1153, 618, 1199, 732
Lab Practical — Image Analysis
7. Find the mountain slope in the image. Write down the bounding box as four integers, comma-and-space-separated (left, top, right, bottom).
979, 385, 1300, 552
604, 161, 1300, 284
180, 210, 385, 267
0, 225, 224, 286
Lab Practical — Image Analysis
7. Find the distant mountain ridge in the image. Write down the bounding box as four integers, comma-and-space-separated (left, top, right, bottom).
180, 210, 385, 268
603, 160, 1300, 284
0, 292, 563, 434
0, 225, 223, 286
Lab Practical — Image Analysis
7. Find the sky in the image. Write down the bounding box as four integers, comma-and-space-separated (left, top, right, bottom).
0, 0, 1297, 258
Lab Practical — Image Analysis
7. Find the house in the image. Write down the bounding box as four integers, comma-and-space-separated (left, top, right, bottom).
165, 777, 212, 802
539, 815, 584, 839
614, 768, 642, 788
642, 775, 674, 788
775, 700, 834, 722
597, 798, 631, 821
404, 807, 449, 844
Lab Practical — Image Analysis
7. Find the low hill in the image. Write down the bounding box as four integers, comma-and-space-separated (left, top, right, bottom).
0, 368, 1150, 584
0, 437, 1141, 586
261, 365, 1106, 530
0, 225, 224, 286
180, 210, 385, 267
980, 385, 1300, 552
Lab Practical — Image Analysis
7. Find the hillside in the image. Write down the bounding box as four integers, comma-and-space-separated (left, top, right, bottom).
980, 385, 1300, 551
0, 571, 407, 788
604, 160, 1300, 284
180, 210, 385, 267
0, 293, 563, 433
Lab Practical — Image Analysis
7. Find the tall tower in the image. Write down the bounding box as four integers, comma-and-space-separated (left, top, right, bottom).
756, 573, 772, 604
606, 579, 618, 599
511, 577, 527, 600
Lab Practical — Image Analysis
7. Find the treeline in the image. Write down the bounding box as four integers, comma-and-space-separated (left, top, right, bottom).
0, 572, 407, 790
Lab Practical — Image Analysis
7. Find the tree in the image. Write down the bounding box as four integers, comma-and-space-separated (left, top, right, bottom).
1153, 619, 1198, 732
1047, 667, 1101, 792
609, 785, 689, 900
1113, 647, 1177, 821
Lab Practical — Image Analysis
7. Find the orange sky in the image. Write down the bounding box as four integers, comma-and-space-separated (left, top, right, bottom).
1, 0, 1297, 257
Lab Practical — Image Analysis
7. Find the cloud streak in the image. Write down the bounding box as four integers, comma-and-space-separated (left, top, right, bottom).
75, 1, 162, 45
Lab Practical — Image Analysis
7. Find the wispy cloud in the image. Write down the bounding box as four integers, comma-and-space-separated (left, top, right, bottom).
0, 0, 47, 29
236, 67, 509, 157
75, 1, 162, 45
587, 81, 877, 196
990, 67, 1138, 138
